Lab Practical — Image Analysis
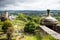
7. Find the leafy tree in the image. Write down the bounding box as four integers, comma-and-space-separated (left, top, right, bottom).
27, 16, 41, 24
17, 13, 27, 21
33, 17, 41, 24
0, 21, 3, 25
24, 21, 36, 34
0, 21, 3, 31
2, 20, 13, 33
27, 16, 32, 21
7, 27, 14, 40
2, 20, 14, 40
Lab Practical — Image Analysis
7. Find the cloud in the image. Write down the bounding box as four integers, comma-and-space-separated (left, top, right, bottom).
0, 0, 60, 10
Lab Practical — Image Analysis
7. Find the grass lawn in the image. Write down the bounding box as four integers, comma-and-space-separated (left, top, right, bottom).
0, 35, 15, 40
19, 34, 56, 40
0, 34, 56, 40
0, 35, 7, 39
58, 21, 60, 25
13, 20, 27, 30
24, 35, 37, 40
0, 32, 3, 34
42, 35, 56, 40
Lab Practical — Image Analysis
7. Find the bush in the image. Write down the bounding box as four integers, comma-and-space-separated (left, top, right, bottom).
24, 22, 36, 34
2, 20, 13, 33
16, 13, 27, 21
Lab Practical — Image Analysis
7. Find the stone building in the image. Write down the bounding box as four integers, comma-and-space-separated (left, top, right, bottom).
1, 10, 8, 21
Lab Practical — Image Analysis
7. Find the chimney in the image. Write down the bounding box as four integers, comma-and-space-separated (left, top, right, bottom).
47, 9, 50, 16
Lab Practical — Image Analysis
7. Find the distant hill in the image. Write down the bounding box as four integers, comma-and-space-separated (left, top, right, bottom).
0, 10, 60, 16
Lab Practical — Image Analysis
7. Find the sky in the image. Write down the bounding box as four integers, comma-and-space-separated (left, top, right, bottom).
0, 0, 60, 10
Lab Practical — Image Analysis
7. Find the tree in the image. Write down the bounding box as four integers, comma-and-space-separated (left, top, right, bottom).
27, 16, 41, 24
17, 13, 27, 21
24, 21, 36, 34
2, 20, 14, 40
0, 21, 3, 32
2, 20, 13, 33
7, 27, 14, 40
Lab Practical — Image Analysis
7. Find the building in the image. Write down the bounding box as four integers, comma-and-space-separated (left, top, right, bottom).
1, 10, 8, 21
9, 15, 16, 21
4, 11, 8, 19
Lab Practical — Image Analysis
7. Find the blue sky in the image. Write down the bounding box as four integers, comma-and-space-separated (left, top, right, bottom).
0, 0, 60, 10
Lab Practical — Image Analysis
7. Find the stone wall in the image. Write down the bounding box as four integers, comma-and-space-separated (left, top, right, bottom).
53, 25, 60, 33
40, 25, 60, 40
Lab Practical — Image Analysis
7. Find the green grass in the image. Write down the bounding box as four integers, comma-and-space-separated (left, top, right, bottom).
24, 35, 37, 40
58, 21, 60, 25
0, 34, 56, 40
20, 34, 56, 40
0, 35, 15, 40
13, 20, 30, 31
0, 32, 3, 34
0, 34, 7, 40
42, 35, 56, 40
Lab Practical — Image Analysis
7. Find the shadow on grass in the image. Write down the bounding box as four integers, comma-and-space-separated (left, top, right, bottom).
35, 34, 42, 40
0, 39, 7, 40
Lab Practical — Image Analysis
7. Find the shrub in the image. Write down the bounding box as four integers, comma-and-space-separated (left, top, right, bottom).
24, 22, 36, 34
2, 20, 14, 40
16, 13, 27, 21
2, 20, 13, 33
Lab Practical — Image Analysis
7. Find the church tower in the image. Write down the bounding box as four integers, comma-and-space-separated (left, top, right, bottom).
1, 10, 8, 21
4, 10, 8, 19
